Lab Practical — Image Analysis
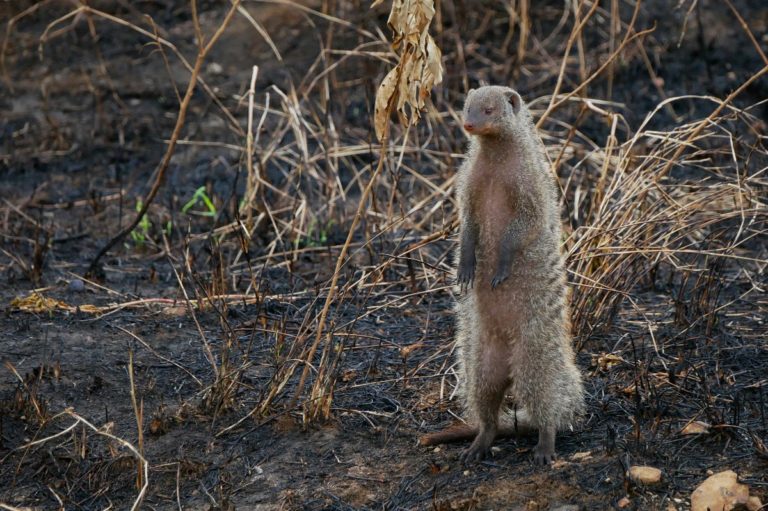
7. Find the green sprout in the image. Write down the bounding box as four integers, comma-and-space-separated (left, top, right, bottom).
303, 218, 335, 248
129, 199, 151, 247
182, 186, 217, 217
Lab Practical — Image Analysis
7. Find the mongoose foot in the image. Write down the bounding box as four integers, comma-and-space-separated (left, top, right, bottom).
533, 426, 556, 465
460, 429, 496, 463
460, 441, 490, 463
533, 445, 556, 465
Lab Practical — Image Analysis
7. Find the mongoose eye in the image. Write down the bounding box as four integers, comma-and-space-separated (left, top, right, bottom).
484, 107, 493, 115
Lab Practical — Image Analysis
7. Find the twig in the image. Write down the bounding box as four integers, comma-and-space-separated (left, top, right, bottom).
291, 134, 391, 415
86, 1, 243, 275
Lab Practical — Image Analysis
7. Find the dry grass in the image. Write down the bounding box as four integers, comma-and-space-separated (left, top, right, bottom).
1, 0, 767, 507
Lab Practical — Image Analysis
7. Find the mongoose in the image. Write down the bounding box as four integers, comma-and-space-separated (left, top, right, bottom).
420, 86, 585, 464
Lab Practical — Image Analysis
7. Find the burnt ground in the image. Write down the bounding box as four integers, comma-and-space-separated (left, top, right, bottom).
1, 1, 768, 510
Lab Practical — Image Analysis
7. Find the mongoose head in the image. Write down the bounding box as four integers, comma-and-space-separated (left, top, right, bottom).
462, 86, 525, 138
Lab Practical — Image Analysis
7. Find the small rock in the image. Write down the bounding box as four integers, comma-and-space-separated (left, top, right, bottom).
207, 62, 224, 75
691, 470, 761, 511
617, 496, 631, 508
68, 279, 86, 292
629, 465, 663, 485
681, 421, 710, 435
666, 503, 677, 511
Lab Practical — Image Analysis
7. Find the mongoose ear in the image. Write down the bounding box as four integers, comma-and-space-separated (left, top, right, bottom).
506, 89, 522, 114
467, 88, 476, 98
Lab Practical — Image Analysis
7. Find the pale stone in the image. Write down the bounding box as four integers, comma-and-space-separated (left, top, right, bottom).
629, 465, 663, 485
617, 496, 631, 508
691, 470, 754, 511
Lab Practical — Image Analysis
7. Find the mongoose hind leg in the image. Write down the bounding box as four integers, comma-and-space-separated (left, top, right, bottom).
460, 351, 509, 463
460, 392, 503, 463
533, 424, 556, 465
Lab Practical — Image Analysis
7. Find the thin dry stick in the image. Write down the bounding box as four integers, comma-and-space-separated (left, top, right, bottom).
291, 134, 391, 413
37, 5, 243, 135
0, 0, 50, 90
722, 0, 768, 66
244, 65, 260, 228
538, 25, 654, 128
87, 0, 242, 275
116, 325, 203, 386
536, 0, 600, 128
656, 64, 768, 180
18, 410, 149, 511
169, 247, 219, 377
517, 0, 530, 65
0, 504, 28, 511
3, 361, 46, 422
127, 350, 145, 492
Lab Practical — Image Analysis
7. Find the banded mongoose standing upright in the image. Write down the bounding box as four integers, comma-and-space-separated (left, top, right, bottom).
420, 86, 585, 464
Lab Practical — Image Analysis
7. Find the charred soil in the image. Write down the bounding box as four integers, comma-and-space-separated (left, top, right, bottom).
1, 1, 767, 509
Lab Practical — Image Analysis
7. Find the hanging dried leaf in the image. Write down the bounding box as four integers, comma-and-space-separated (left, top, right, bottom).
372, 0, 443, 141
374, 67, 399, 142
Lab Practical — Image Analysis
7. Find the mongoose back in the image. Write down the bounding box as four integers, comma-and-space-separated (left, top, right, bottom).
420, 86, 585, 464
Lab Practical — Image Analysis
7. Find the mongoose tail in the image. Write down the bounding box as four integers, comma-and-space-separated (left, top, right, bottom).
419, 423, 535, 446
419, 424, 476, 446
419, 411, 537, 446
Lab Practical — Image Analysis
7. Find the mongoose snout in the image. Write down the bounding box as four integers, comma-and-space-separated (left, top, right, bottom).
420, 85, 585, 465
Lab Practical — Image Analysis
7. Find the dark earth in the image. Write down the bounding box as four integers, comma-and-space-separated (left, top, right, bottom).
1, 0, 767, 509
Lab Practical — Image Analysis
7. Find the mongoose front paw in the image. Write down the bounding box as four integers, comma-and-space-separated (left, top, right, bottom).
457, 262, 475, 291
491, 271, 509, 289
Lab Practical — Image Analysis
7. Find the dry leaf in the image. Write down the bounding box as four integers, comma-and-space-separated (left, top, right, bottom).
400, 342, 424, 358
681, 420, 711, 435
372, 0, 443, 141
593, 353, 624, 371
11, 293, 69, 313
374, 67, 399, 141
11, 293, 101, 315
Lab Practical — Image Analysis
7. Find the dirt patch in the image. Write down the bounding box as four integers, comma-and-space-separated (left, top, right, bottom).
1, 1, 767, 510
